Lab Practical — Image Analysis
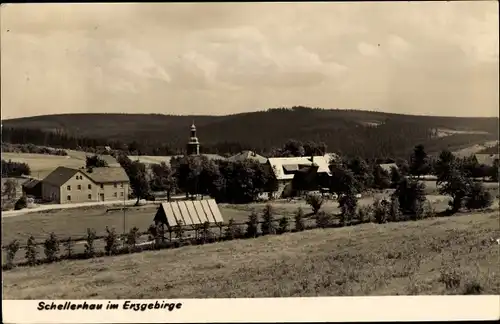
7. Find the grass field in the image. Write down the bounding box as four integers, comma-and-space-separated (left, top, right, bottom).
1, 193, 459, 246
3, 211, 499, 299
2, 151, 120, 180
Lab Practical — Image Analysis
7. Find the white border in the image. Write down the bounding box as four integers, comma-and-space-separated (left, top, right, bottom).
3, 297, 500, 323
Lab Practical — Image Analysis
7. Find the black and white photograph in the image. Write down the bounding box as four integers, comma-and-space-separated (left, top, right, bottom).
1, 0, 499, 306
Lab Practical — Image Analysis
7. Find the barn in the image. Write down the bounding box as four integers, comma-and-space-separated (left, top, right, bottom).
154, 199, 224, 231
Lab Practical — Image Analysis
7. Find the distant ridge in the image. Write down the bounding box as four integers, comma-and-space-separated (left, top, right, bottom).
2, 107, 498, 158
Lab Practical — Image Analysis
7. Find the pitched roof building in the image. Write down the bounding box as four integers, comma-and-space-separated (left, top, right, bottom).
266, 155, 332, 198
228, 150, 268, 164
41, 166, 130, 204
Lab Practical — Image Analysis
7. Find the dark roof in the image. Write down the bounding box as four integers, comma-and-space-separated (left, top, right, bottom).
42, 167, 80, 187
83, 167, 129, 183
22, 179, 41, 189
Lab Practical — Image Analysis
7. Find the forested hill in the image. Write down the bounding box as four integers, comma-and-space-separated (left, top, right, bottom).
2, 107, 498, 159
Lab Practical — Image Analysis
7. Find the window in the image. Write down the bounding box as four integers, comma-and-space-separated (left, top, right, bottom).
113, 192, 117, 197
67, 195, 71, 201
88, 194, 92, 199
67, 185, 71, 191
114, 183, 117, 188
120, 183, 124, 188
77, 185, 81, 190
120, 192, 124, 197
88, 184, 92, 190
100, 184, 104, 189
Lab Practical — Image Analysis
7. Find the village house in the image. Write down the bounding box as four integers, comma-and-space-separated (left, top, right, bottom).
41, 166, 130, 204
228, 150, 268, 164
266, 155, 332, 198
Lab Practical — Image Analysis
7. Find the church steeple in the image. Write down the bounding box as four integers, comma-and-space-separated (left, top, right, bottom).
187, 121, 200, 155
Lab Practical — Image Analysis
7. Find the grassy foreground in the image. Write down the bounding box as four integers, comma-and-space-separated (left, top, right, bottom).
3, 211, 499, 299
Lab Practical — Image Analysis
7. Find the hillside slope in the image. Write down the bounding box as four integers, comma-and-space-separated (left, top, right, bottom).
3, 212, 499, 298
2, 107, 498, 158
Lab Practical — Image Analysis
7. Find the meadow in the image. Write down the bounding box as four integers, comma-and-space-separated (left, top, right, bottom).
1, 192, 458, 246
3, 211, 499, 299
2, 150, 120, 180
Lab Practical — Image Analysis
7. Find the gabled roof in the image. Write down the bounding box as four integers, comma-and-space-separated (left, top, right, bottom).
22, 179, 41, 189
268, 155, 332, 180
228, 151, 268, 163
379, 163, 398, 173
83, 167, 129, 183
42, 166, 80, 187
475, 153, 499, 166
154, 199, 224, 229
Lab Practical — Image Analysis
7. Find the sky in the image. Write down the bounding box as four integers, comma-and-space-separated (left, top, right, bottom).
1, 1, 498, 120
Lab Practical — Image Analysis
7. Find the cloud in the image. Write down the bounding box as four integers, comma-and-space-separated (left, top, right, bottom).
357, 42, 380, 57
0, 2, 498, 119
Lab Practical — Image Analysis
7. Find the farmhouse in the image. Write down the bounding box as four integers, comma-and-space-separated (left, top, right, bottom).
41, 166, 130, 204
267, 155, 332, 198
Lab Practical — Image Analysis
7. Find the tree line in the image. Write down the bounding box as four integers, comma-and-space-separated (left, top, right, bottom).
3, 107, 497, 159
85, 143, 498, 209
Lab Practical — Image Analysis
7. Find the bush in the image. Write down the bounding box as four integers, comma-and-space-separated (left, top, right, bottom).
126, 227, 140, 249
277, 216, 289, 234
5, 239, 20, 269
393, 178, 426, 215
372, 198, 390, 224
306, 194, 324, 214
356, 205, 373, 223
294, 207, 306, 231
14, 196, 28, 210
421, 200, 436, 219
84, 228, 97, 258
43, 232, 60, 262
63, 237, 74, 258
465, 182, 493, 210
315, 211, 332, 228
25, 236, 38, 266
245, 211, 259, 238
147, 224, 157, 241
104, 227, 119, 255
199, 222, 213, 243
389, 195, 402, 222
338, 191, 358, 226
224, 218, 243, 240
261, 204, 276, 235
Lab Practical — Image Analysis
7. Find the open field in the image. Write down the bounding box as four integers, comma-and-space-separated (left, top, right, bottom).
452, 140, 499, 157
1, 193, 460, 246
2, 152, 84, 180
3, 211, 499, 299
2, 150, 120, 180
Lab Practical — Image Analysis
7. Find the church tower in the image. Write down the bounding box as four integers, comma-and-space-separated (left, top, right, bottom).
186, 122, 200, 155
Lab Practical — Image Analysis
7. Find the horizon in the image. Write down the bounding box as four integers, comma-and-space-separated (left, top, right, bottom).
1, 2, 499, 119
1, 107, 500, 122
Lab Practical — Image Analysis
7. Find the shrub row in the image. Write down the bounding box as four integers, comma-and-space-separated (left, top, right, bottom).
2, 197, 494, 271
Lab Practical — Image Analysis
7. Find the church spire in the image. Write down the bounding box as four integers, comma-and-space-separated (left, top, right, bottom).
187, 121, 200, 155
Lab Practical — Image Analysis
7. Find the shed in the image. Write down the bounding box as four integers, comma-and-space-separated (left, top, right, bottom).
154, 199, 224, 231
22, 179, 42, 198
